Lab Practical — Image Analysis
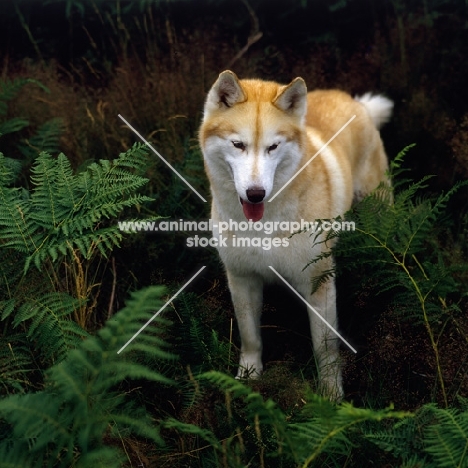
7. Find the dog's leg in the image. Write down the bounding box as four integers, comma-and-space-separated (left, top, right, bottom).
297, 277, 344, 401
226, 271, 264, 379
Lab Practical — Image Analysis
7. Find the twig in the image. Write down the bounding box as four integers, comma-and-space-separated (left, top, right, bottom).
107, 256, 117, 319
226, 0, 263, 69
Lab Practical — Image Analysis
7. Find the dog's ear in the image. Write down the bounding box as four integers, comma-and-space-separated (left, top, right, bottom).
273, 77, 307, 120
205, 70, 246, 112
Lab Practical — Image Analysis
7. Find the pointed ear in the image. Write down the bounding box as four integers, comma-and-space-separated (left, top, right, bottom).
205, 70, 247, 112
273, 77, 307, 119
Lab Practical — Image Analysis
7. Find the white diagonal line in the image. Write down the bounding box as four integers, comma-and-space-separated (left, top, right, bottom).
268, 266, 357, 353
117, 266, 206, 354
268, 115, 356, 202
118, 114, 207, 203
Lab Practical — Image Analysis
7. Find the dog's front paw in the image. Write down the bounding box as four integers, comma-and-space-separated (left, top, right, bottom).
236, 353, 263, 380
235, 366, 262, 380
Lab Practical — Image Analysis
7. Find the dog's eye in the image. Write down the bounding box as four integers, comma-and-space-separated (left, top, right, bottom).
267, 143, 279, 153
232, 141, 246, 151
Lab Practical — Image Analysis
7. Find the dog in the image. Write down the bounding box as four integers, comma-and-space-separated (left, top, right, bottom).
199, 70, 392, 400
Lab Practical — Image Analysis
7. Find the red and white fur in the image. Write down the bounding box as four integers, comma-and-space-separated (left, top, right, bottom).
199, 71, 392, 400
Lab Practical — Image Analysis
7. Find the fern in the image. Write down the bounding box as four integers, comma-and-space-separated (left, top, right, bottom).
0, 286, 173, 468
0, 333, 35, 394
173, 292, 234, 375
1, 293, 88, 363
0, 156, 38, 255
18, 117, 66, 161
0, 77, 65, 183
389, 143, 416, 185
311, 167, 468, 406
165, 371, 290, 468
424, 402, 468, 467
367, 399, 468, 467
0, 144, 155, 385
0, 276, 88, 389
165, 371, 410, 467
0, 116, 29, 137
288, 392, 410, 467
0, 144, 153, 272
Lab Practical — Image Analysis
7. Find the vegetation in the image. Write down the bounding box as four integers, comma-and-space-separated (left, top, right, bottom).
0, 1, 467, 466
0, 286, 172, 468
311, 148, 468, 408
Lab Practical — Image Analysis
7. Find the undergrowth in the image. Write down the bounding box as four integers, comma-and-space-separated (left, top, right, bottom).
0, 286, 173, 468
0, 133, 154, 393
3, 284, 467, 467
312, 147, 468, 408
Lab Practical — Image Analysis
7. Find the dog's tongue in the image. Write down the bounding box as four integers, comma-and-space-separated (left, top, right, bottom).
241, 200, 264, 221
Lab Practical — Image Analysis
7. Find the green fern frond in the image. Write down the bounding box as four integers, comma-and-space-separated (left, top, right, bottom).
26, 227, 124, 271
18, 117, 66, 160
29, 152, 76, 228
201, 370, 257, 399
310, 268, 335, 294
315, 175, 467, 302
2, 292, 88, 363
288, 391, 410, 466
0, 156, 22, 184
0, 440, 35, 468
0, 145, 153, 273
171, 292, 234, 378
0, 333, 35, 393
171, 372, 413, 466
0, 117, 29, 137
0, 166, 39, 254
200, 371, 289, 440
390, 143, 415, 170
366, 413, 428, 461
389, 143, 416, 184
0, 286, 173, 467
165, 371, 289, 467
308, 170, 468, 406
367, 401, 468, 467
164, 416, 221, 444
424, 404, 468, 467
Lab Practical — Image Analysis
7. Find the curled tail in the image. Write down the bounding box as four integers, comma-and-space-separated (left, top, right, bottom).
355, 93, 393, 129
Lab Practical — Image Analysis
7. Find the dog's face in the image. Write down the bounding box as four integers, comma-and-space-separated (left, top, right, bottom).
199, 71, 308, 221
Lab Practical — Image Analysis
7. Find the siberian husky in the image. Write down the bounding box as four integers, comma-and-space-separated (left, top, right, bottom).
199, 70, 392, 400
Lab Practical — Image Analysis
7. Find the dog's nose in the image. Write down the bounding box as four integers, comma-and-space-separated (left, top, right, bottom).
246, 188, 265, 203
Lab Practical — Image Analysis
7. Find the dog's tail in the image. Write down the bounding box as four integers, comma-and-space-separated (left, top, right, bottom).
355, 93, 393, 129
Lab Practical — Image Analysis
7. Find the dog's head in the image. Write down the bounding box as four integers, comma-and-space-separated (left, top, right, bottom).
199, 70, 308, 221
